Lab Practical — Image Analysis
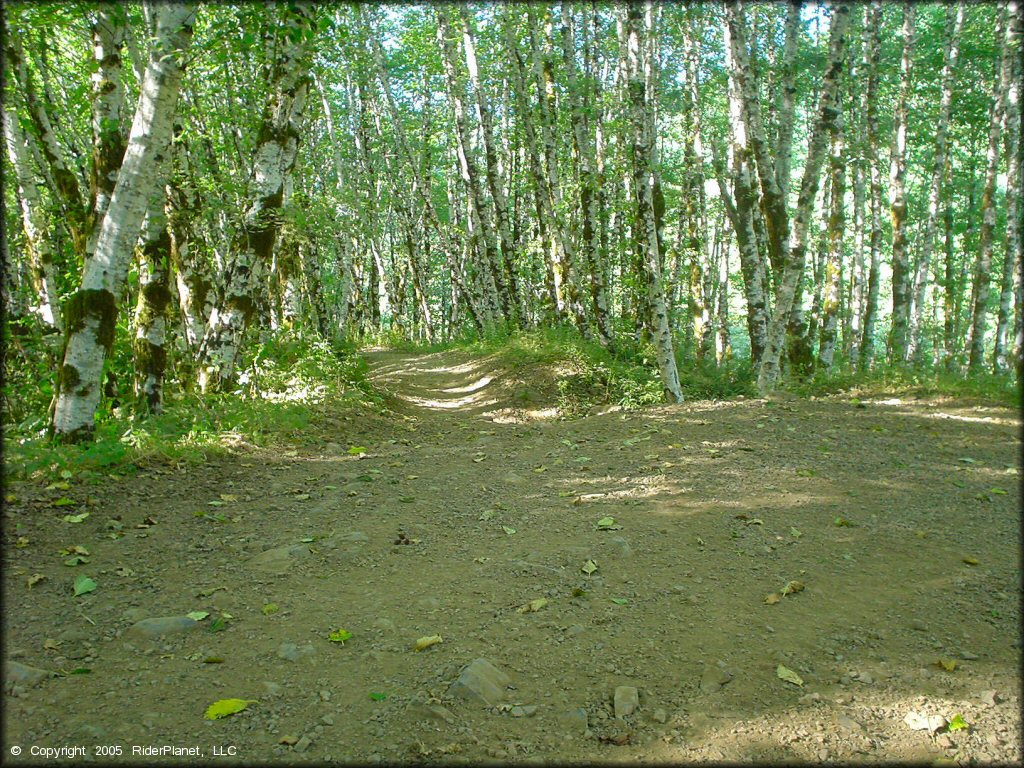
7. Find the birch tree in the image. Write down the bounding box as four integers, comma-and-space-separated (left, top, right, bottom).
51, 2, 194, 441
627, 2, 682, 402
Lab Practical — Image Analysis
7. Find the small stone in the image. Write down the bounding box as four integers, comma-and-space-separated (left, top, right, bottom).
566, 624, 586, 636
126, 617, 198, 639
799, 692, 823, 705
700, 666, 732, 694
410, 702, 456, 723
834, 693, 853, 705
245, 544, 312, 575
613, 686, 639, 717
557, 708, 588, 735
817, 748, 830, 761
4, 661, 53, 685
652, 708, 668, 724
510, 705, 538, 718
936, 734, 954, 749
277, 643, 316, 662
609, 537, 633, 558
910, 619, 928, 632
857, 672, 874, 685
262, 681, 282, 697
980, 690, 1000, 707
837, 715, 864, 732
321, 714, 335, 726
449, 658, 511, 706
294, 735, 312, 753
279, 735, 299, 746
959, 651, 979, 661
986, 733, 1004, 747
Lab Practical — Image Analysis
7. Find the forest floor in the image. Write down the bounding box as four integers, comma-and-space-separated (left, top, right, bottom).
3, 348, 1022, 765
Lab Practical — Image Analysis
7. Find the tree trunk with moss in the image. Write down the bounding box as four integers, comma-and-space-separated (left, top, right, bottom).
197, 4, 316, 392
51, 2, 194, 442
993, 3, 1021, 373
968, 6, 1010, 373
132, 204, 172, 415
2, 104, 61, 331
627, 2, 683, 402
887, 3, 915, 364
755, 3, 851, 393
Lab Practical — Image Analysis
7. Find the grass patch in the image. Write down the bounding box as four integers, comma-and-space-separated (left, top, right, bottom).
3, 330, 379, 484
790, 366, 1021, 407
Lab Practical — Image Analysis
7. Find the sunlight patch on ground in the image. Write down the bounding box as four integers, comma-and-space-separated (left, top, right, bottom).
441, 375, 494, 394
400, 393, 500, 410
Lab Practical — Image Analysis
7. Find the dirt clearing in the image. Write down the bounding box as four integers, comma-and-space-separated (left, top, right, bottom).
3, 349, 1021, 764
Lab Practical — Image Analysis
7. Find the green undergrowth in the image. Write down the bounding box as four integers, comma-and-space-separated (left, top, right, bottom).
790, 365, 1021, 407
3, 330, 379, 484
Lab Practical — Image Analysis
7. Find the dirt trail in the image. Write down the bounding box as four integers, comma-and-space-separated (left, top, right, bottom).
3, 349, 1021, 764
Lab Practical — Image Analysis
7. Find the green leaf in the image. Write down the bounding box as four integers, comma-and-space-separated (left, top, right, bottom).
54, 497, 77, 508
581, 559, 598, 575
204, 698, 256, 720
63, 555, 89, 566
73, 575, 96, 596
596, 516, 622, 530
947, 713, 968, 732
348, 446, 366, 455
62, 512, 89, 523
610, 598, 629, 605
328, 628, 352, 644
261, 603, 279, 616
369, 692, 388, 701
776, 664, 804, 687
186, 611, 210, 621
502, 525, 516, 535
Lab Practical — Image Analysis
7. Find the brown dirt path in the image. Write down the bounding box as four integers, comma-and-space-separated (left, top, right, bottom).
3, 349, 1021, 764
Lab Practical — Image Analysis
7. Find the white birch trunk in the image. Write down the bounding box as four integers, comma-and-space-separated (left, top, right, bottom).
52, 2, 194, 441
968, 6, 1011, 372
756, 3, 851, 393
3, 104, 61, 330
628, 2, 683, 403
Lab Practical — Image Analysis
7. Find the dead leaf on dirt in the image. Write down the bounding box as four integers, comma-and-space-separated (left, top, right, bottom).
903, 710, 947, 733
517, 598, 548, 614
781, 580, 805, 596
776, 664, 804, 687
936, 658, 958, 672
414, 635, 443, 651
43, 638, 60, 651
478, 510, 495, 521
581, 559, 598, 575
596, 516, 623, 531
27, 573, 46, 588
962, 556, 979, 566
219, 494, 237, 503
764, 593, 782, 605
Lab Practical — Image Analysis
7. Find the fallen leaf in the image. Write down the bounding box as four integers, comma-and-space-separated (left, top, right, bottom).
186, 611, 210, 621
962, 556, 979, 566
72, 575, 96, 596
776, 664, 804, 687
610, 597, 629, 605
369, 692, 388, 701
478, 510, 495, 521
764, 593, 782, 605
329, 628, 352, 644
903, 710, 946, 733
517, 598, 549, 613
596, 516, 623, 531
501, 526, 516, 535
62, 512, 89, 523
54, 497, 77, 508
27, 573, 47, 588
261, 603, 279, 616
414, 635, 443, 651
790, 527, 802, 538
781, 580, 805, 596
947, 713, 968, 732
219, 494, 237, 503
936, 658, 958, 672
348, 446, 367, 455
204, 698, 256, 720
581, 559, 598, 575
